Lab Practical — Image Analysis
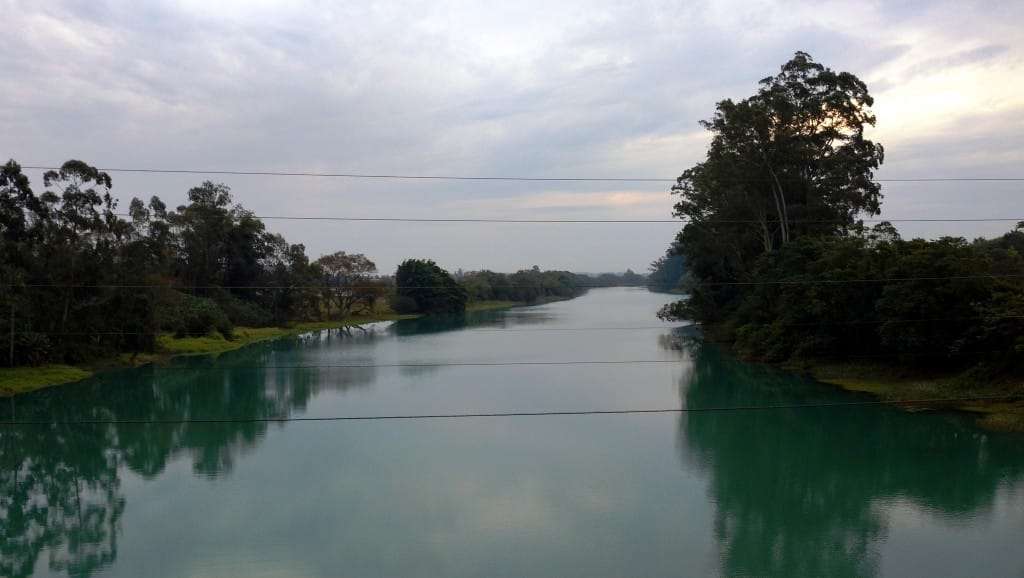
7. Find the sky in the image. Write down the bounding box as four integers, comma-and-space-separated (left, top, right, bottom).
2, 0, 1023, 273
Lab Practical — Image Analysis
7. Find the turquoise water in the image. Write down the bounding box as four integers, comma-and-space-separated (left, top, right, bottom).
2, 288, 1022, 577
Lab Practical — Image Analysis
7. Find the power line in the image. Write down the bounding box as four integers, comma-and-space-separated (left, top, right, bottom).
22, 165, 1024, 183
689, 314, 1024, 328
3, 394, 1019, 426
7, 274, 1023, 290
20, 314, 1024, 338
110, 212, 1024, 224
137, 360, 685, 370
21, 325, 686, 337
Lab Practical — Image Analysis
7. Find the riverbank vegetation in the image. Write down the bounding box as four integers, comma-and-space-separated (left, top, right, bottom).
646, 249, 686, 293
658, 52, 1024, 425
458, 267, 593, 303
0, 160, 606, 394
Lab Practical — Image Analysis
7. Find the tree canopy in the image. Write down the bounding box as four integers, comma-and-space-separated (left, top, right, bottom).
660, 53, 1024, 372
393, 259, 468, 314
0, 160, 374, 367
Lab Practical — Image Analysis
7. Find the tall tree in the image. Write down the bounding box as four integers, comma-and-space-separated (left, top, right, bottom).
668, 52, 884, 323
673, 52, 883, 255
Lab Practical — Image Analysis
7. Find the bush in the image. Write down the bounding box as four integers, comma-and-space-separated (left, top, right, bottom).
389, 294, 419, 314
8, 332, 53, 366
213, 292, 273, 327
394, 259, 468, 314
156, 293, 234, 339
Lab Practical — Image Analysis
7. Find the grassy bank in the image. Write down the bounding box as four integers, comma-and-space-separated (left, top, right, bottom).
0, 312, 416, 396
465, 296, 576, 312
465, 300, 521, 312
155, 313, 415, 356
793, 361, 1024, 432
0, 365, 94, 396
0, 297, 575, 397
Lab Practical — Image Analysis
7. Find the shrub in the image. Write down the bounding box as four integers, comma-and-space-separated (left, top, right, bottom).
213, 292, 273, 327
156, 293, 234, 339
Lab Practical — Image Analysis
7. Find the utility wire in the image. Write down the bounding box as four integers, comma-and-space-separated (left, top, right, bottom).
20, 325, 685, 337
19, 315, 1024, 338
3, 394, 1020, 426
8, 274, 1023, 290
132, 360, 686, 370
21, 165, 1024, 183
109, 212, 1024, 224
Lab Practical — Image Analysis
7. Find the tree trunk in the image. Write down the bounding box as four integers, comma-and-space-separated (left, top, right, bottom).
9, 302, 13, 367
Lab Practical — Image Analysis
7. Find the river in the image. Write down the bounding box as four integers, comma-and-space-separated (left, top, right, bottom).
2, 287, 1022, 577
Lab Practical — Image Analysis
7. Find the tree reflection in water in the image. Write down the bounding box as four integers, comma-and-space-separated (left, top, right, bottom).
0, 328, 379, 578
674, 341, 1024, 578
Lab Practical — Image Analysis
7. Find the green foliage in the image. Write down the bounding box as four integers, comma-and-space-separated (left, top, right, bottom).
660, 54, 1024, 377
394, 259, 467, 314
458, 266, 588, 303
647, 249, 686, 292
172, 294, 234, 339
211, 290, 273, 327
0, 159, 381, 368
670, 52, 884, 324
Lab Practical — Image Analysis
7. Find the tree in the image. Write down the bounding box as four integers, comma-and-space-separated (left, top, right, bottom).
674, 51, 883, 253
666, 52, 884, 324
393, 259, 467, 314
315, 251, 382, 318
647, 250, 686, 293
0, 159, 399, 367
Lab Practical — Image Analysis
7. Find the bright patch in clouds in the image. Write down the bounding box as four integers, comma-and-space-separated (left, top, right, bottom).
1, 0, 1022, 272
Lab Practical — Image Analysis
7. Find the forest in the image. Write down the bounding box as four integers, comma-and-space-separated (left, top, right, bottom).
0, 160, 604, 373
658, 52, 1024, 377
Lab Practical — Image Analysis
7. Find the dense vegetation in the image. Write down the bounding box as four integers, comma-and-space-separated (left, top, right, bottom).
393, 259, 469, 314
660, 52, 1024, 374
460, 267, 599, 304
0, 160, 374, 368
646, 249, 686, 293
0, 160, 597, 373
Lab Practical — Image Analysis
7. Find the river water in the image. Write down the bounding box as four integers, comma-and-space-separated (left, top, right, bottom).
2, 287, 1022, 578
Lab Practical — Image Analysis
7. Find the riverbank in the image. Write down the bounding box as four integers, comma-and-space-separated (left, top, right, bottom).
0, 298, 577, 397
465, 300, 521, 312
678, 322, 1024, 432
789, 361, 1024, 432
0, 312, 417, 397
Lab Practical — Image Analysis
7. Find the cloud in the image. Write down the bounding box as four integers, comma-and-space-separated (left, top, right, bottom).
2, 0, 1022, 272
447, 190, 673, 217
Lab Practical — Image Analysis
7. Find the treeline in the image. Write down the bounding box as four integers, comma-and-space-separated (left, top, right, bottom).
458, 267, 587, 304
0, 160, 385, 366
0, 160, 600, 369
659, 52, 1024, 371
664, 224, 1024, 365
646, 249, 685, 293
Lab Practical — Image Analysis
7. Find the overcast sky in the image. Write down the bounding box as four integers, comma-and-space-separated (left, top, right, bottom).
3, 0, 1022, 273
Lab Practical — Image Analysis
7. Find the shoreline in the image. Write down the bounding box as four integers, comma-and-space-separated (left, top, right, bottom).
675, 323, 1024, 432
793, 361, 1024, 433
0, 297, 571, 397
0, 312, 417, 397
798, 360, 1024, 434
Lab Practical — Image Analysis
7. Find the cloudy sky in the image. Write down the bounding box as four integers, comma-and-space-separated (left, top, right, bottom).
3, 0, 1022, 273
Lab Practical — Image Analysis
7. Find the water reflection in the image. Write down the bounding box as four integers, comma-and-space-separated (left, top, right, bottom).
678, 343, 1024, 578
2, 293, 1023, 578
387, 308, 558, 336
0, 328, 383, 578
1, 422, 124, 578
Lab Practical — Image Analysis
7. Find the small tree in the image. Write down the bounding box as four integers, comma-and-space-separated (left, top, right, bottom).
393, 259, 467, 314
316, 251, 381, 318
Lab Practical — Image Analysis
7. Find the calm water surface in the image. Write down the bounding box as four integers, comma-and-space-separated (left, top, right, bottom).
2, 288, 1023, 577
